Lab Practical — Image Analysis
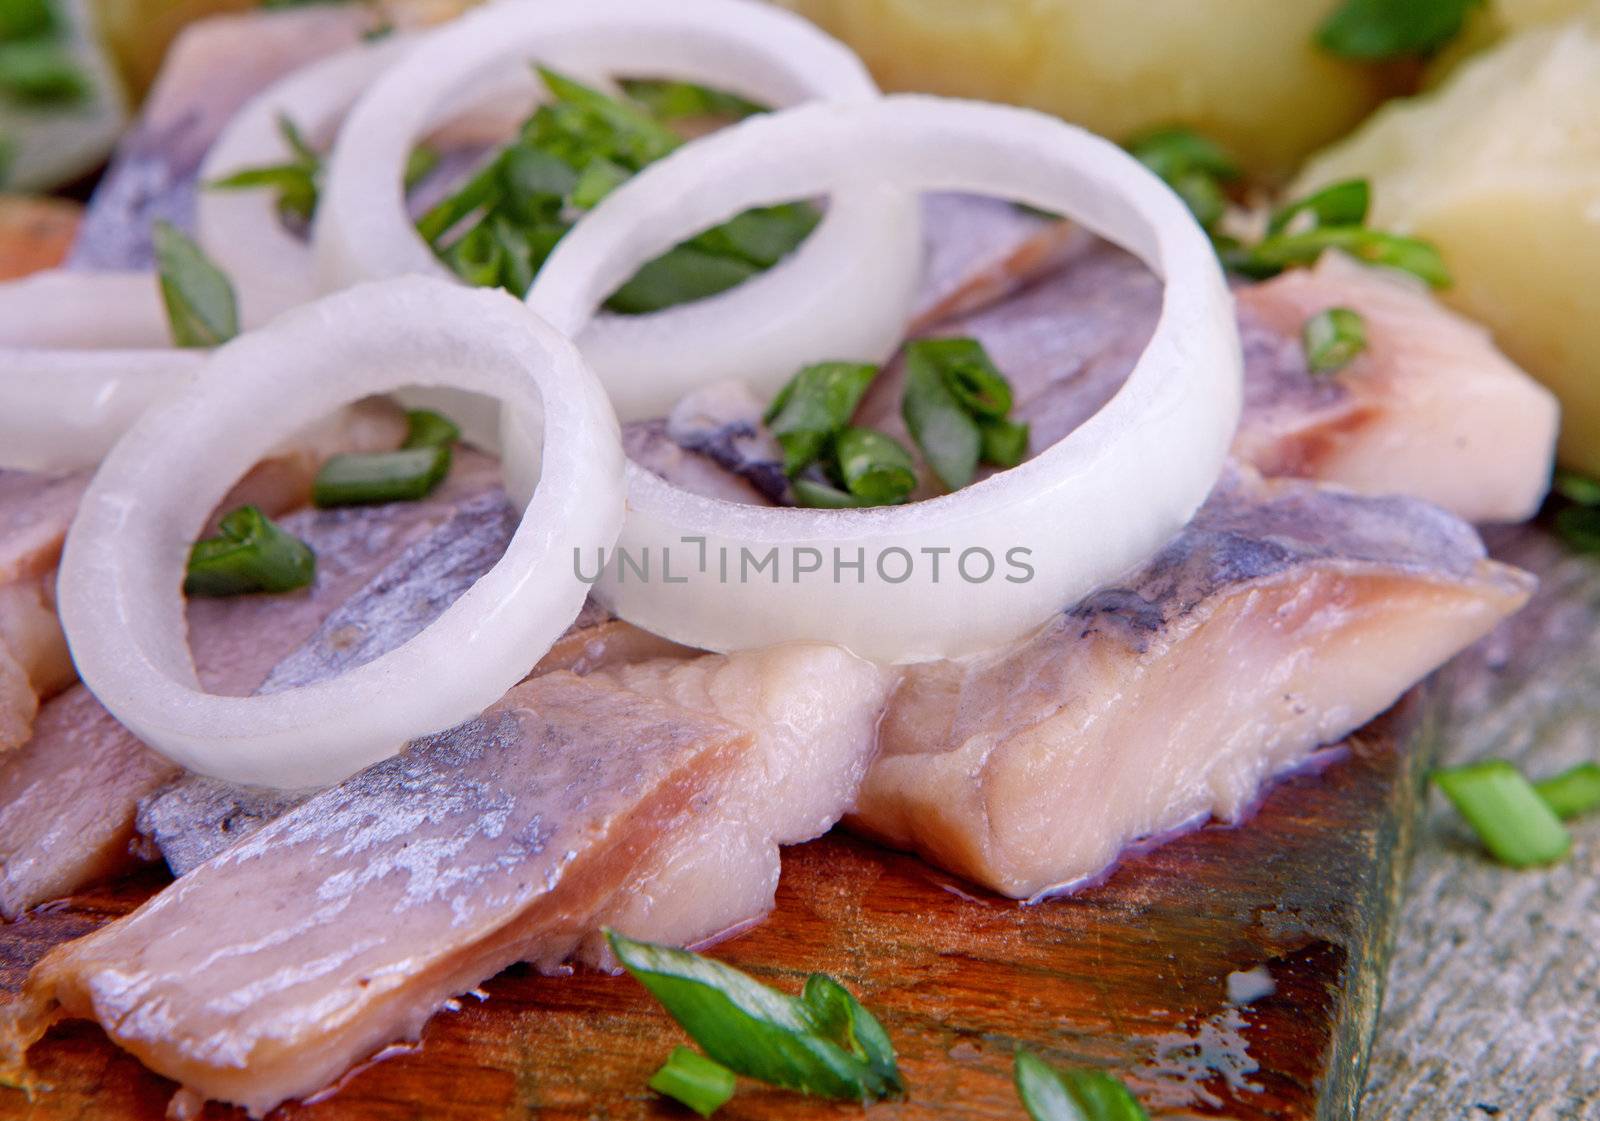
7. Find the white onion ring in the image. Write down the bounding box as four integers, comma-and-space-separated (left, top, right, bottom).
514, 96, 1242, 664
316, 0, 921, 423
197, 39, 411, 329
0, 270, 204, 472
58, 277, 624, 789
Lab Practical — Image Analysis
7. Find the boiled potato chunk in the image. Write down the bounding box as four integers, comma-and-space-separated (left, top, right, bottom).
771, 0, 1394, 179
1294, 13, 1600, 474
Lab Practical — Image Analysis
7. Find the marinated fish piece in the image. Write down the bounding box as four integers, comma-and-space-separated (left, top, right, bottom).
4, 672, 748, 1116
664, 380, 791, 504
624, 418, 775, 506
1235, 253, 1559, 524
863, 242, 1558, 523
0, 454, 499, 918
580, 642, 891, 965
850, 468, 1534, 899
912, 193, 1083, 329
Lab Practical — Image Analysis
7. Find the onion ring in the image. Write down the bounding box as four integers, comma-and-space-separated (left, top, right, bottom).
315, 0, 921, 423
514, 96, 1242, 663
196, 39, 411, 329
58, 278, 624, 789
0, 270, 204, 472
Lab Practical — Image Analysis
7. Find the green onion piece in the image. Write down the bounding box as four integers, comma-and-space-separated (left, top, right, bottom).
531, 66, 681, 169
441, 222, 504, 288
401, 408, 459, 450
793, 478, 866, 509
909, 337, 1014, 419
1316, 0, 1479, 61
568, 156, 629, 210
207, 114, 320, 224
834, 427, 916, 506
607, 930, 905, 1103
1014, 1050, 1149, 1121
1229, 226, 1451, 288
902, 344, 983, 492
1268, 179, 1370, 236
620, 78, 766, 122
979, 416, 1030, 468
312, 446, 451, 507
152, 221, 238, 348
1555, 506, 1600, 553
185, 506, 315, 597
0, 39, 89, 105
0, 0, 57, 43
1534, 763, 1600, 821
648, 1047, 736, 1118
1126, 126, 1238, 231
1553, 471, 1600, 507
403, 144, 439, 191
602, 244, 759, 314
1303, 307, 1368, 375
763, 361, 879, 476
416, 155, 508, 245
1433, 760, 1572, 868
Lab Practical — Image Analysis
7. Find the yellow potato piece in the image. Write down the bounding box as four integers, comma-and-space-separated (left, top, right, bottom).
1294, 12, 1600, 474
771, 0, 1395, 179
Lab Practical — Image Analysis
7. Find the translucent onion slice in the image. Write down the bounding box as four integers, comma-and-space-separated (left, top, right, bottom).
514, 96, 1243, 663
58, 278, 625, 789
196, 39, 412, 329
0, 270, 203, 472
316, 0, 921, 424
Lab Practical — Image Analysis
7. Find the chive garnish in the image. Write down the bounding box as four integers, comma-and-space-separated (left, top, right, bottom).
1316, 0, 1479, 62
902, 341, 985, 492
1267, 179, 1370, 236
1126, 126, 1239, 233
1229, 224, 1450, 289
312, 447, 451, 507
619, 78, 765, 122
1303, 307, 1367, 375
207, 114, 320, 225
1433, 760, 1572, 868
185, 506, 315, 597
979, 416, 1030, 468
1014, 1050, 1149, 1121
648, 1047, 736, 1118
834, 427, 917, 506
0, 0, 56, 43
792, 478, 867, 509
764, 360, 879, 476
152, 221, 238, 348
0, 38, 88, 104
609, 930, 904, 1104
401, 408, 460, 450
1533, 763, 1600, 821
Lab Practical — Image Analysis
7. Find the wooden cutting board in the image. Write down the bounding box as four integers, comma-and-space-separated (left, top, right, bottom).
0, 697, 1430, 1121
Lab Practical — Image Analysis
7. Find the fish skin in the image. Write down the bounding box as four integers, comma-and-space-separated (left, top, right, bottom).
4, 671, 748, 1117
849, 467, 1535, 900
0, 452, 493, 918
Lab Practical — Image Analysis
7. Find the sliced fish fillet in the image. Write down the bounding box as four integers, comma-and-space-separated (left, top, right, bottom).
3, 671, 749, 1116
579, 642, 891, 966
911, 193, 1083, 329
850, 467, 1534, 899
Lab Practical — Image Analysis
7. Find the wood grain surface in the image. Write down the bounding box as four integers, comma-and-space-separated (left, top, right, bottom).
1, 697, 1430, 1121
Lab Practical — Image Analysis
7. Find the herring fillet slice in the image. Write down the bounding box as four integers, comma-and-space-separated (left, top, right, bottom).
578, 642, 892, 965
0, 452, 496, 918
849, 468, 1534, 899
3, 672, 748, 1116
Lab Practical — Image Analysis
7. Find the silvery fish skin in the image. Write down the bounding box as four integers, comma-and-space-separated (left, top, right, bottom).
579, 642, 892, 967
850, 467, 1535, 900
5, 671, 748, 1117
0, 450, 490, 918
860, 242, 1557, 522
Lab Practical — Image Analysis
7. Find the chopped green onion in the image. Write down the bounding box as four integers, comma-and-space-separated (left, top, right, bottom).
1014, 1050, 1149, 1121
980, 416, 1030, 468
185, 506, 315, 597
1553, 506, 1600, 553
0, 0, 56, 43
441, 221, 505, 288
793, 478, 866, 509
1553, 470, 1600, 507
902, 342, 983, 491
1126, 126, 1238, 232
403, 144, 439, 191
1534, 763, 1600, 821
620, 78, 765, 122
312, 446, 451, 507
834, 427, 916, 506
911, 337, 1014, 419
648, 1047, 736, 1118
1303, 307, 1367, 375
1433, 760, 1572, 867
764, 361, 879, 476
607, 930, 905, 1103
152, 221, 238, 348
1229, 226, 1451, 288
401, 408, 459, 450
0, 39, 89, 105
1317, 0, 1480, 61
1268, 179, 1370, 236
568, 155, 629, 209
602, 244, 759, 315
207, 114, 320, 224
